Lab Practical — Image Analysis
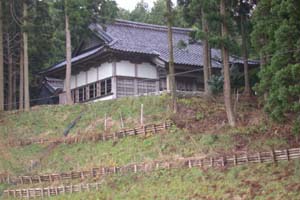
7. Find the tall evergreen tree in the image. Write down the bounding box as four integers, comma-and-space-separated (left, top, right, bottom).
23, 0, 30, 111
220, 0, 236, 126
166, 0, 177, 112
64, 0, 72, 104
252, 0, 300, 131
0, 0, 4, 111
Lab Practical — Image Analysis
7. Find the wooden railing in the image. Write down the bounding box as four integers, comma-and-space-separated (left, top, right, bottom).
7, 121, 172, 147
2, 147, 300, 196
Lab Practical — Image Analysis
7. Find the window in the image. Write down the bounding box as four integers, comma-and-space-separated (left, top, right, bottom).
106, 79, 112, 93
89, 84, 96, 99
117, 78, 134, 97
138, 79, 156, 94
101, 80, 106, 95
78, 87, 86, 102
72, 78, 112, 103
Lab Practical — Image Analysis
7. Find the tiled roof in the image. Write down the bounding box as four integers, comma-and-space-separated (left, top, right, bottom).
44, 77, 64, 93
43, 19, 259, 74
106, 20, 209, 66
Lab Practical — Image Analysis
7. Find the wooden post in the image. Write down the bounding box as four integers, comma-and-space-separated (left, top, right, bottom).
258, 152, 262, 163
143, 126, 147, 136
47, 188, 50, 197
70, 185, 73, 194
286, 149, 290, 161
152, 124, 157, 134
188, 160, 192, 168
156, 163, 159, 170
271, 149, 276, 163
221, 156, 225, 167
134, 165, 137, 173
120, 112, 124, 129
163, 121, 167, 130
140, 104, 144, 126
104, 113, 107, 131
234, 154, 237, 166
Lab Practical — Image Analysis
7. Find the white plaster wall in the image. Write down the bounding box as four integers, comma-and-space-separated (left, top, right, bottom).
70, 76, 76, 89
98, 62, 113, 80
76, 71, 87, 87
116, 61, 135, 77
87, 67, 98, 84
137, 62, 157, 79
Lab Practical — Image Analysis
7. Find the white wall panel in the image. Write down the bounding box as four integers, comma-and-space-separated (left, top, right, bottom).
77, 71, 87, 87
98, 62, 113, 80
70, 76, 76, 89
87, 67, 98, 84
137, 63, 157, 79
116, 61, 135, 77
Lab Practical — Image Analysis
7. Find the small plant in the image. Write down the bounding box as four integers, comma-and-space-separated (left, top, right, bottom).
200, 134, 218, 146
208, 75, 223, 95
195, 112, 205, 121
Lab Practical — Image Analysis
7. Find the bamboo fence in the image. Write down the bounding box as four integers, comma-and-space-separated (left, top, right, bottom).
8, 121, 172, 147
2, 147, 300, 192
3, 182, 103, 199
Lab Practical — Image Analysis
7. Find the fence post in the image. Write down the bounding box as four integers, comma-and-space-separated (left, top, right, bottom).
286, 149, 290, 161
140, 104, 144, 126
258, 152, 262, 163
104, 113, 107, 131
271, 149, 276, 163
210, 158, 214, 167
119, 112, 124, 129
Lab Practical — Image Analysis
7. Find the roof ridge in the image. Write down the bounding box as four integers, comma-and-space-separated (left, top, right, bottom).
114, 19, 193, 33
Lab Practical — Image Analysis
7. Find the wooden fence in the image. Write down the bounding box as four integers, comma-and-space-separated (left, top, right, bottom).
3, 182, 103, 199
7, 121, 172, 147
2, 147, 300, 190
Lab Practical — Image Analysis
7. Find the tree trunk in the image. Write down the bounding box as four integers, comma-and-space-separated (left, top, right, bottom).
65, 3, 73, 105
0, 0, 4, 111
19, 36, 24, 110
166, 0, 176, 112
220, 0, 236, 127
202, 8, 210, 95
208, 45, 212, 79
8, 49, 13, 110
12, 61, 17, 109
23, 1, 30, 111
241, 15, 250, 96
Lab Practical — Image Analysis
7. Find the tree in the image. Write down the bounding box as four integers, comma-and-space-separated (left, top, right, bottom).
23, 0, 30, 111
19, 35, 24, 110
178, 0, 218, 95
252, 0, 300, 131
130, 0, 149, 23
220, 0, 236, 126
166, 0, 176, 112
201, 6, 210, 95
51, 0, 118, 105
0, 0, 4, 111
64, 0, 72, 105
234, 0, 256, 96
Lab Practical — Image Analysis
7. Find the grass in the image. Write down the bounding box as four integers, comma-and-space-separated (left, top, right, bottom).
0, 95, 299, 199
9, 160, 295, 200
0, 95, 169, 139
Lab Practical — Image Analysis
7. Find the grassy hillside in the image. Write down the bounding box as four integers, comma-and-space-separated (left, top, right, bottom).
49, 161, 300, 200
0, 95, 299, 199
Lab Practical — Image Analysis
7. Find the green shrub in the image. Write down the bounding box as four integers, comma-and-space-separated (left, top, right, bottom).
208, 75, 223, 95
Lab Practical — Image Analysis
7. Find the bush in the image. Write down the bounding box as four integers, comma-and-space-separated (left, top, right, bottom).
208, 75, 223, 95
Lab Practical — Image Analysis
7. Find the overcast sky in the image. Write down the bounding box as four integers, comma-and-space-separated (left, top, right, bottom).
115, 0, 176, 11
